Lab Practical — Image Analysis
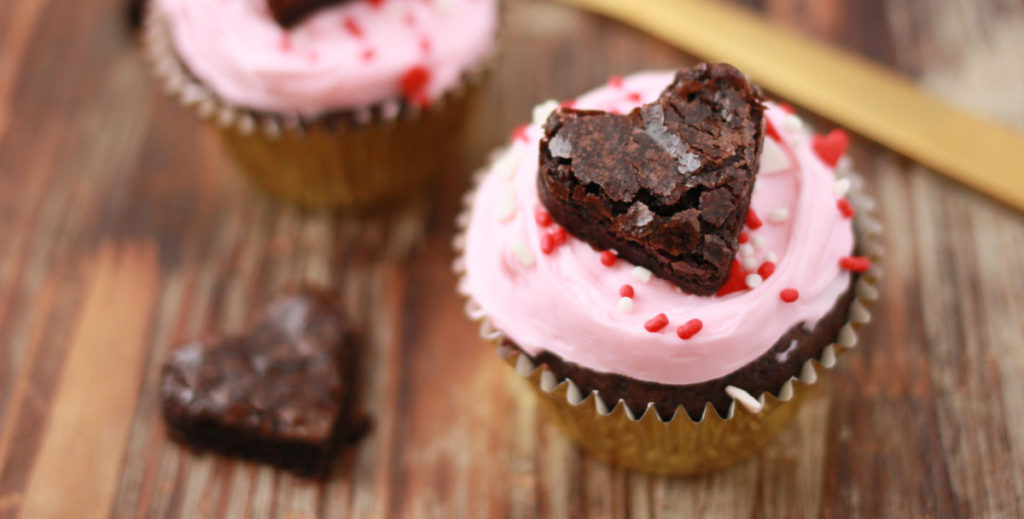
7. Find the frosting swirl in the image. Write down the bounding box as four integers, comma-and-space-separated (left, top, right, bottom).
462, 71, 856, 386
158, 0, 498, 117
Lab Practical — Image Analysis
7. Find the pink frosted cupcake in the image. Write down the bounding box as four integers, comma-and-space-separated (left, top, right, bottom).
455, 65, 881, 474
146, 0, 499, 209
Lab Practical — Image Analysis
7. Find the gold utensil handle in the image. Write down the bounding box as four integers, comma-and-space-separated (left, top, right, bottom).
557, 0, 1024, 211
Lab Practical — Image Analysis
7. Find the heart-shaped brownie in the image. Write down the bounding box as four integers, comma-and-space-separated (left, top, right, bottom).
268, 0, 350, 27
538, 63, 766, 295
161, 289, 355, 475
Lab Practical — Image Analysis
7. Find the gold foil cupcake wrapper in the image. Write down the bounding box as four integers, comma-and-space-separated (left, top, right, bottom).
142, 8, 495, 209
453, 145, 882, 475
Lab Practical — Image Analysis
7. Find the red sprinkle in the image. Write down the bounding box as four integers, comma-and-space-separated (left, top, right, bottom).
361, 48, 376, 61
560, 99, 577, 109
627, 92, 643, 103
745, 208, 763, 230
716, 260, 749, 296
547, 226, 567, 246
344, 17, 363, 37
278, 34, 292, 51
811, 129, 850, 168
839, 256, 871, 273
420, 36, 432, 54
765, 118, 781, 142
644, 313, 669, 333
534, 206, 552, 227
757, 261, 776, 279
511, 124, 529, 143
369, 0, 385, 6
739, 231, 749, 244
837, 198, 856, 218
600, 250, 617, 267
539, 233, 555, 254
619, 284, 634, 298
676, 319, 703, 340
780, 288, 799, 302
608, 75, 624, 88
400, 66, 431, 107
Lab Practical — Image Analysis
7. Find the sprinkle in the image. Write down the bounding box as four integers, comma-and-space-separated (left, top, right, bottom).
627, 92, 643, 103
361, 48, 376, 61
765, 118, 781, 141
495, 187, 516, 222
834, 178, 852, 198
767, 208, 790, 223
344, 17, 363, 37
752, 234, 766, 250
758, 261, 776, 279
511, 124, 529, 143
717, 260, 748, 296
531, 100, 559, 126
539, 233, 555, 254
780, 288, 799, 302
534, 206, 552, 227
617, 297, 634, 313
739, 243, 755, 257
547, 226, 567, 246
739, 231, 749, 244
812, 129, 850, 168
511, 238, 534, 267
782, 114, 803, 133
631, 266, 652, 283
745, 273, 763, 288
279, 34, 292, 51
745, 209, 762, 229
608, 75, 624, 88
400, 66, 431, 107
560, 98, 577, 109
644, 313, 669, 333
741, 255, 758, 271
839, 256, 871, 273
837, 198, 855, 218
765, 251, 778, 263
600, 250, 617, 267
676, 319, 703, 340
420, 37, 432, 54
619, 284, 635, 298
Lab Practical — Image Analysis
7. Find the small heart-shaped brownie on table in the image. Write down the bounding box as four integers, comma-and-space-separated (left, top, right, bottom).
538, 63, 766, 295
161, 289, 357, 476
267, 0, 350, 27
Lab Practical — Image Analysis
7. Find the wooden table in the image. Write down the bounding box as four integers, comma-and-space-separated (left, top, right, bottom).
2, 0, 1023, 517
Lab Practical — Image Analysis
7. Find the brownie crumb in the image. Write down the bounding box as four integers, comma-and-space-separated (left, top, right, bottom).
267, 0, 350, 27
538, 63, 766, 295
161, 289, 359, 476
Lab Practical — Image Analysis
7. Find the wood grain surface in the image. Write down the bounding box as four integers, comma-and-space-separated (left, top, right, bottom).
1, 0, 1023, 517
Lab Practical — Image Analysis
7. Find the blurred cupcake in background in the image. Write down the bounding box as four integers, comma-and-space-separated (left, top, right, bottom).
146, 0, 499, 209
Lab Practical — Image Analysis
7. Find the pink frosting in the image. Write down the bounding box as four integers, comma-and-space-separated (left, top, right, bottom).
462, 71, 856, 386
158, 0, 498, 117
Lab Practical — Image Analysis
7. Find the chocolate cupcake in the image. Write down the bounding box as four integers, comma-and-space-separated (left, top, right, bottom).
454, 65, 881, 474
146, 0, 498, 209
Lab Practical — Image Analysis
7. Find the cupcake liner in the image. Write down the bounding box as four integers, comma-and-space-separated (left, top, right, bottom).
453, 147, 882, 475
143, 8, 495, 210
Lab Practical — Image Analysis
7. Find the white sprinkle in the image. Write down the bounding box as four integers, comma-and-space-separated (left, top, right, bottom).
775, 339, 799, 363
745, 273, 763, 288
726, 385, 764, 414
834, 178, 852, 198
617, 297, 634, 313
510, 238, 534, 267
765, 251, 778, 263
531, 99, 560, 126
631, 266, 652, 284
782, 114, 803, 133
739, 243, 755, 257
752, 180, 761, 193
741, 255, 759, 271
752, 234, 766, 250
495, 187, 517, 222
767, 207, 790, 223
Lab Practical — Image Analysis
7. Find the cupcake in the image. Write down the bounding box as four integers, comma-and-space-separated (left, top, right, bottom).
455, 64, 881, 474
146, 0, 499, 209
